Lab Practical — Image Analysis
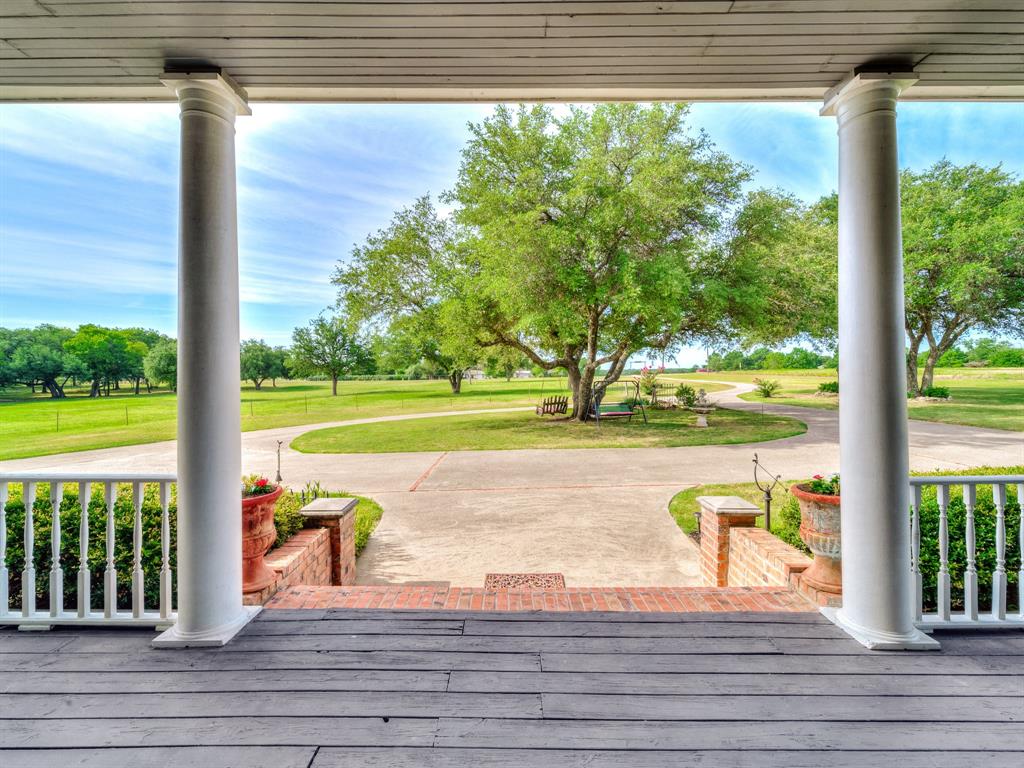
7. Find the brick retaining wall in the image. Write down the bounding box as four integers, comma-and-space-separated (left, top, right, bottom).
698, 495, 840, 608
728, 527, 811, 588
243, 527, 333, 606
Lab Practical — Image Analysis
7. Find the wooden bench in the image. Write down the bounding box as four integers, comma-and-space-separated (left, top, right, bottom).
536, 395, 569, 416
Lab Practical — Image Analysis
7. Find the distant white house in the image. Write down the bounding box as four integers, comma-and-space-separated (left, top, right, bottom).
464, 368, 487, 380
513, 370, 532, 379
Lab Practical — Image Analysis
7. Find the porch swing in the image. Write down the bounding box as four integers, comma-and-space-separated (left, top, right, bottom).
588, 378, 648, 425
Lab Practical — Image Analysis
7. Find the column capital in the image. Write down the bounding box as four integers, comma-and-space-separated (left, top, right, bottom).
820, 70, 917, 118
160, 70, 251, 117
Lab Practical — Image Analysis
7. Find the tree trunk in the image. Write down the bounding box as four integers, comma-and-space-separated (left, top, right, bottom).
920, 348, 941, 392
905, 334, 922, 397
134, 378, 141, 395
449, 370, 463, 394
253, 379, 262, 390
90, 378, 101, 398
571, 366, 598, 422
331, 374, 338, 396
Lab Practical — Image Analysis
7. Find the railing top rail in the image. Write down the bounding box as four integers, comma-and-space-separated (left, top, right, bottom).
0, 472, 177, 483
910, 475, 1024, 486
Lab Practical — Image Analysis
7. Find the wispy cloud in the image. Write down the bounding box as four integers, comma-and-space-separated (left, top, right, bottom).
2, 100, 1022, 362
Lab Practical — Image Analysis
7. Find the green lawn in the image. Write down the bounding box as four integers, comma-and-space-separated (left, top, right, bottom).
668, 479, 806, 550
0, 377, 729, 461
292, 405, 805, 454
683, 368, 1024, 432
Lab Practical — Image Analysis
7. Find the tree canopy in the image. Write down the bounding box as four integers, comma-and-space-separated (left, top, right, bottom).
337, 103, 834, 417
289, 314, 374, 395
899, 161, 1024, 393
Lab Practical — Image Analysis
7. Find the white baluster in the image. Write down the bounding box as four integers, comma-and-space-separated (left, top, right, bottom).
936, 484, 950, 622
22, 481, 37, 617
159, 482, 172, 619
963, 484, 977, 621
131, 481, 144, 618
911, 484, 922, 621
992, 483, 1007, 620
77, 481, 92, 618
49, 481, 64, 618
1018, 482, 1024, 622
103, 482, 117, 618
0, 482, 8, 617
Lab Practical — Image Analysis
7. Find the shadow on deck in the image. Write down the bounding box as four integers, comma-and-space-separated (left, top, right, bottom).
1, 609, 1022, 767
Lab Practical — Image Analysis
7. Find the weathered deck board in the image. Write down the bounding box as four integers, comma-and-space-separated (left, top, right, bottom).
0, 610, 1020, 767
310, 748, 1024, 768
448, 670, 1024, 696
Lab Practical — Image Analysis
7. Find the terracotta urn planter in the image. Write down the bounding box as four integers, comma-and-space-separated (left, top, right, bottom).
790, 483, 842, 595
241, 484, 283, 593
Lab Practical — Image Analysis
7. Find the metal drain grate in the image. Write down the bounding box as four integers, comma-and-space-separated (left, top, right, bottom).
483, 573, 566, 589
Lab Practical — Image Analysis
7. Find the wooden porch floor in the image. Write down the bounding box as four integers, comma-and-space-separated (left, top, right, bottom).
1, 609, 1022, 767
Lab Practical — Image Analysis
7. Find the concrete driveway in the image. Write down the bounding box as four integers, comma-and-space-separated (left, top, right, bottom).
2, 384, 1020, 587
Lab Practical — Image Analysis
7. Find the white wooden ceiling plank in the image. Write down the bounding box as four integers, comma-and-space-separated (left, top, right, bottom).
4, 12, 1021, 31
4, 25, 1022, 40
12, 33, 1021, 49
41, 2, 737, 17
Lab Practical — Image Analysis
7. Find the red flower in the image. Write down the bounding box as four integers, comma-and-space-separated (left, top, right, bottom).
255, 478, 268, 487
813, 474, 823, 480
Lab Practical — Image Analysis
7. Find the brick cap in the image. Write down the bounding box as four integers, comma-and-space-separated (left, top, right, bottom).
301, 497, 358, 519
696, 495, 763, 517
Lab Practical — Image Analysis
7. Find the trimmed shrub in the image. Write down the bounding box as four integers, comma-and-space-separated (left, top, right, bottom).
272, 489, 307, 548
675, 383, 697, 408
753, 377, 780, 398
776, 495, 807, 553
3, 483, 177, 611
915, 385, 951, 399
817, 380, 839, 394
2, 481, 344, 609
915, 484, 1020, 613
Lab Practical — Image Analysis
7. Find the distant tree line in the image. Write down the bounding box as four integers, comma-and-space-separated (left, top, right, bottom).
705, 346, 836, 372
0, 324, 175, 398
705, 336, 1022, 373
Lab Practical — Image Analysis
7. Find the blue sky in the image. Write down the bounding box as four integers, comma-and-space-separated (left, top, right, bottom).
1, 100, 1022, 366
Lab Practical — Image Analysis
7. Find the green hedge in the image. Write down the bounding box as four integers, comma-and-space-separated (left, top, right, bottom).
3, 483, 176, 612
915, 483, 1020, 613
1, 482, 353, 611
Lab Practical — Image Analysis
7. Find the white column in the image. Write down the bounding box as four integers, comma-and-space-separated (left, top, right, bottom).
154, 71, 259, 648
820, 72, 938, 650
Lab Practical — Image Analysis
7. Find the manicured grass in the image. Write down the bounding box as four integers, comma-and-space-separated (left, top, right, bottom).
0, 377, 728, 461
683, 368, 1024, 432
668, 480, 805, 551
292, 405, 805, 454
352, 494, 385, 555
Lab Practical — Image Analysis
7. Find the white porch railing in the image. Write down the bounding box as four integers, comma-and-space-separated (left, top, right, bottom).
0, 472, 177, 628
911, 475, 1024, 629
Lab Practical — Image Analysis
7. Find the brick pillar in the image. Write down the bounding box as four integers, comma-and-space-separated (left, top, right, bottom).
300, 497, 358, 586
697, 496, 763, 587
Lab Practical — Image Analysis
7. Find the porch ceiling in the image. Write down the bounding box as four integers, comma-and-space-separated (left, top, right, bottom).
1, 1, 1023, 103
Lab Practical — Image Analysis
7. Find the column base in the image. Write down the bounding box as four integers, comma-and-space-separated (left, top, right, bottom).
152, 605, 260, 648
821, 607, 940, 651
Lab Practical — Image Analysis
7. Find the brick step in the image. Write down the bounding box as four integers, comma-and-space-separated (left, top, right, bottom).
266, 585, 814, 612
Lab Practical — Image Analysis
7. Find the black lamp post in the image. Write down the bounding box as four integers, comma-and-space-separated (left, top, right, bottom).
752, 452, 782, 532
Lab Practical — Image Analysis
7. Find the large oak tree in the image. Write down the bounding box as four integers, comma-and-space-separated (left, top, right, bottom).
337, 104, 834, 417
900, 161, 1023, 394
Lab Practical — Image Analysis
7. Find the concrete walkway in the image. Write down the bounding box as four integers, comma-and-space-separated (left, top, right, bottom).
2, 384, 1020, 587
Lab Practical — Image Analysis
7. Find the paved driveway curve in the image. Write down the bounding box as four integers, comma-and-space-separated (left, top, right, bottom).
2, 384, 1020, 587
